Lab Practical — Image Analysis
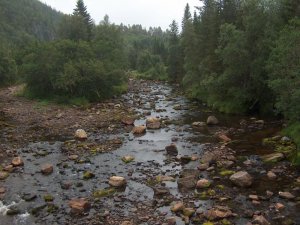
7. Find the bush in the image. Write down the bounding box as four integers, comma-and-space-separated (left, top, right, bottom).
0, 46, 17, 86
21, 40, 126, 101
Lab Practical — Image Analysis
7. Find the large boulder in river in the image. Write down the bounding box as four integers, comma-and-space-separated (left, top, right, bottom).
230, 171, 253, 187
207, 116, 219, 125
75, 129, 87, 140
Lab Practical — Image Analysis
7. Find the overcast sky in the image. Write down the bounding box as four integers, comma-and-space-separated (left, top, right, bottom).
39, 0, 201, 30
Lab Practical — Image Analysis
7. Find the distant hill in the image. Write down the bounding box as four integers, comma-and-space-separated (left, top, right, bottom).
0, 0, 64, 46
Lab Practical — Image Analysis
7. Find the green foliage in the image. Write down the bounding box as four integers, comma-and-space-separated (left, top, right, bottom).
0, 0, 63, 46
267, 18, 300, 122
0, 45, 17, 86
22, 40, 125, 102
283, 122, 300, 165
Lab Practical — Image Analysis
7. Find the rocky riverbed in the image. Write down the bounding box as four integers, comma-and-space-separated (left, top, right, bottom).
0, 79, 299, 225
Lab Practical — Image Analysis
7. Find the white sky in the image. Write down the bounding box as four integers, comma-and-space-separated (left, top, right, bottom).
39, 0, 201, 30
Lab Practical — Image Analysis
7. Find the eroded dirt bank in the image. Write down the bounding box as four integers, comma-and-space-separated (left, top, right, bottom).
0, 80, 299, 225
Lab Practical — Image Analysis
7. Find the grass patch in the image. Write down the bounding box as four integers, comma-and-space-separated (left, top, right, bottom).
283, 122, 300, 165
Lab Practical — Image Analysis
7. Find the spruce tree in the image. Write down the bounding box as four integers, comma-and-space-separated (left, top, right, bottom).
73, 0, 93, 40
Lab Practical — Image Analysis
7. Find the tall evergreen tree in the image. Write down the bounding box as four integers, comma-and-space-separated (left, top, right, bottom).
167, 20, 183, 82
73, 0, 93, 40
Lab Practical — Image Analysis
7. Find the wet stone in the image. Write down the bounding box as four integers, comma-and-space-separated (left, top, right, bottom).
11, 156, 24, 167
0, 171, 9, 180
230, 171, 253, 187
109, 176, 126, 187
279, 191, 295, 200
41, 163, 53, 175
171, 202, 184, 212
22, 193, 37, 201
165, 144, 178, 156
75, 129, 88, 140
207, 115, 219, 125
68, 198, 91, 214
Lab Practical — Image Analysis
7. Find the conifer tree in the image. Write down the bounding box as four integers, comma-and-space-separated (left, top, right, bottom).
73, 0, 93, 40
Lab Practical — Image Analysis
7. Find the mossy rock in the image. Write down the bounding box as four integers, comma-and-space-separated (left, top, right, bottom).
203, 222, 215, 225
44, 194, 54, 202
83, 171, 95, 180
121, 155, 135, 163
47, 204, 58, 213
219, 170, 235, 176
216, 184, 225, 190
221, 219, 231, 225
93, 188, 116, 198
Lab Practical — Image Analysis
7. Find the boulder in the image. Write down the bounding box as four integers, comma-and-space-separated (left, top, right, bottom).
252, 215, 270, 225
75, 129, 87, 140
204, 206, 233, 220
0, 172, 9, 180
279, 191, 295, 200
11, 157, 24, 167
121, 117, 135, 125
230, 171, 253, 187
192, 121, 206, 127
68, 198, 90, 214
146, 117, 161, 129
41, 164, 53, 175
109, 176, 126, 187
68, 155, 79, 161
171, 202, 184, 212
132, 125, 146, 135
207, 116, 219, 125
165, 144, 178, 156
121, 155, 135, 163
262, 153, 284, 163
196, 179, 211, 189
183, 208, 195, 217
267, 171, 277, 180
178, 169, 199, 190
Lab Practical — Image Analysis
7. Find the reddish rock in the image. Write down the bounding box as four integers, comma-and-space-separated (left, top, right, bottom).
11, 157, 24, 167
132, 125, 146, 135
196, 179, 211, 189
279, 191, 295, 200
275, 203, 285, 210
41, 164, 53, 175
121, 117, 135, 125
217, 133, 231, 142
171, 202, 184, 212
252, 215, 270, 225
267, 171, 277, 180
68, 198, 90, 214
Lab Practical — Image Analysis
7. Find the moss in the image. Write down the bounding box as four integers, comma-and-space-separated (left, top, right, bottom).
47, 204, 58, 213
93, 188, 116, 198
221, 219, 231, 225
203, 222, 215, 225
219, 170, 235, 176
43, 194, 54, 202
207, 189, 216, 196
216, 184, 225, 190
283, 122, 300, 165
195, 191, 208, 200
83, 171, 95, 180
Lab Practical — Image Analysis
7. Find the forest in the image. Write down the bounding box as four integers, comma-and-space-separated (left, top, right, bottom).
0, 0, 298, 162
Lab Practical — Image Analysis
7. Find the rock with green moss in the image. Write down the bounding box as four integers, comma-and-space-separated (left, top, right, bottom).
262, 152, 285, 163
93, 188, 116, 198
203, 222, 215, 225
121, 155, 135, 163
83, 171, 95, 180
44, 194, 54, 202
219, 170, 235, 176
0, 171, 9, 180
183, 208, 195, 217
